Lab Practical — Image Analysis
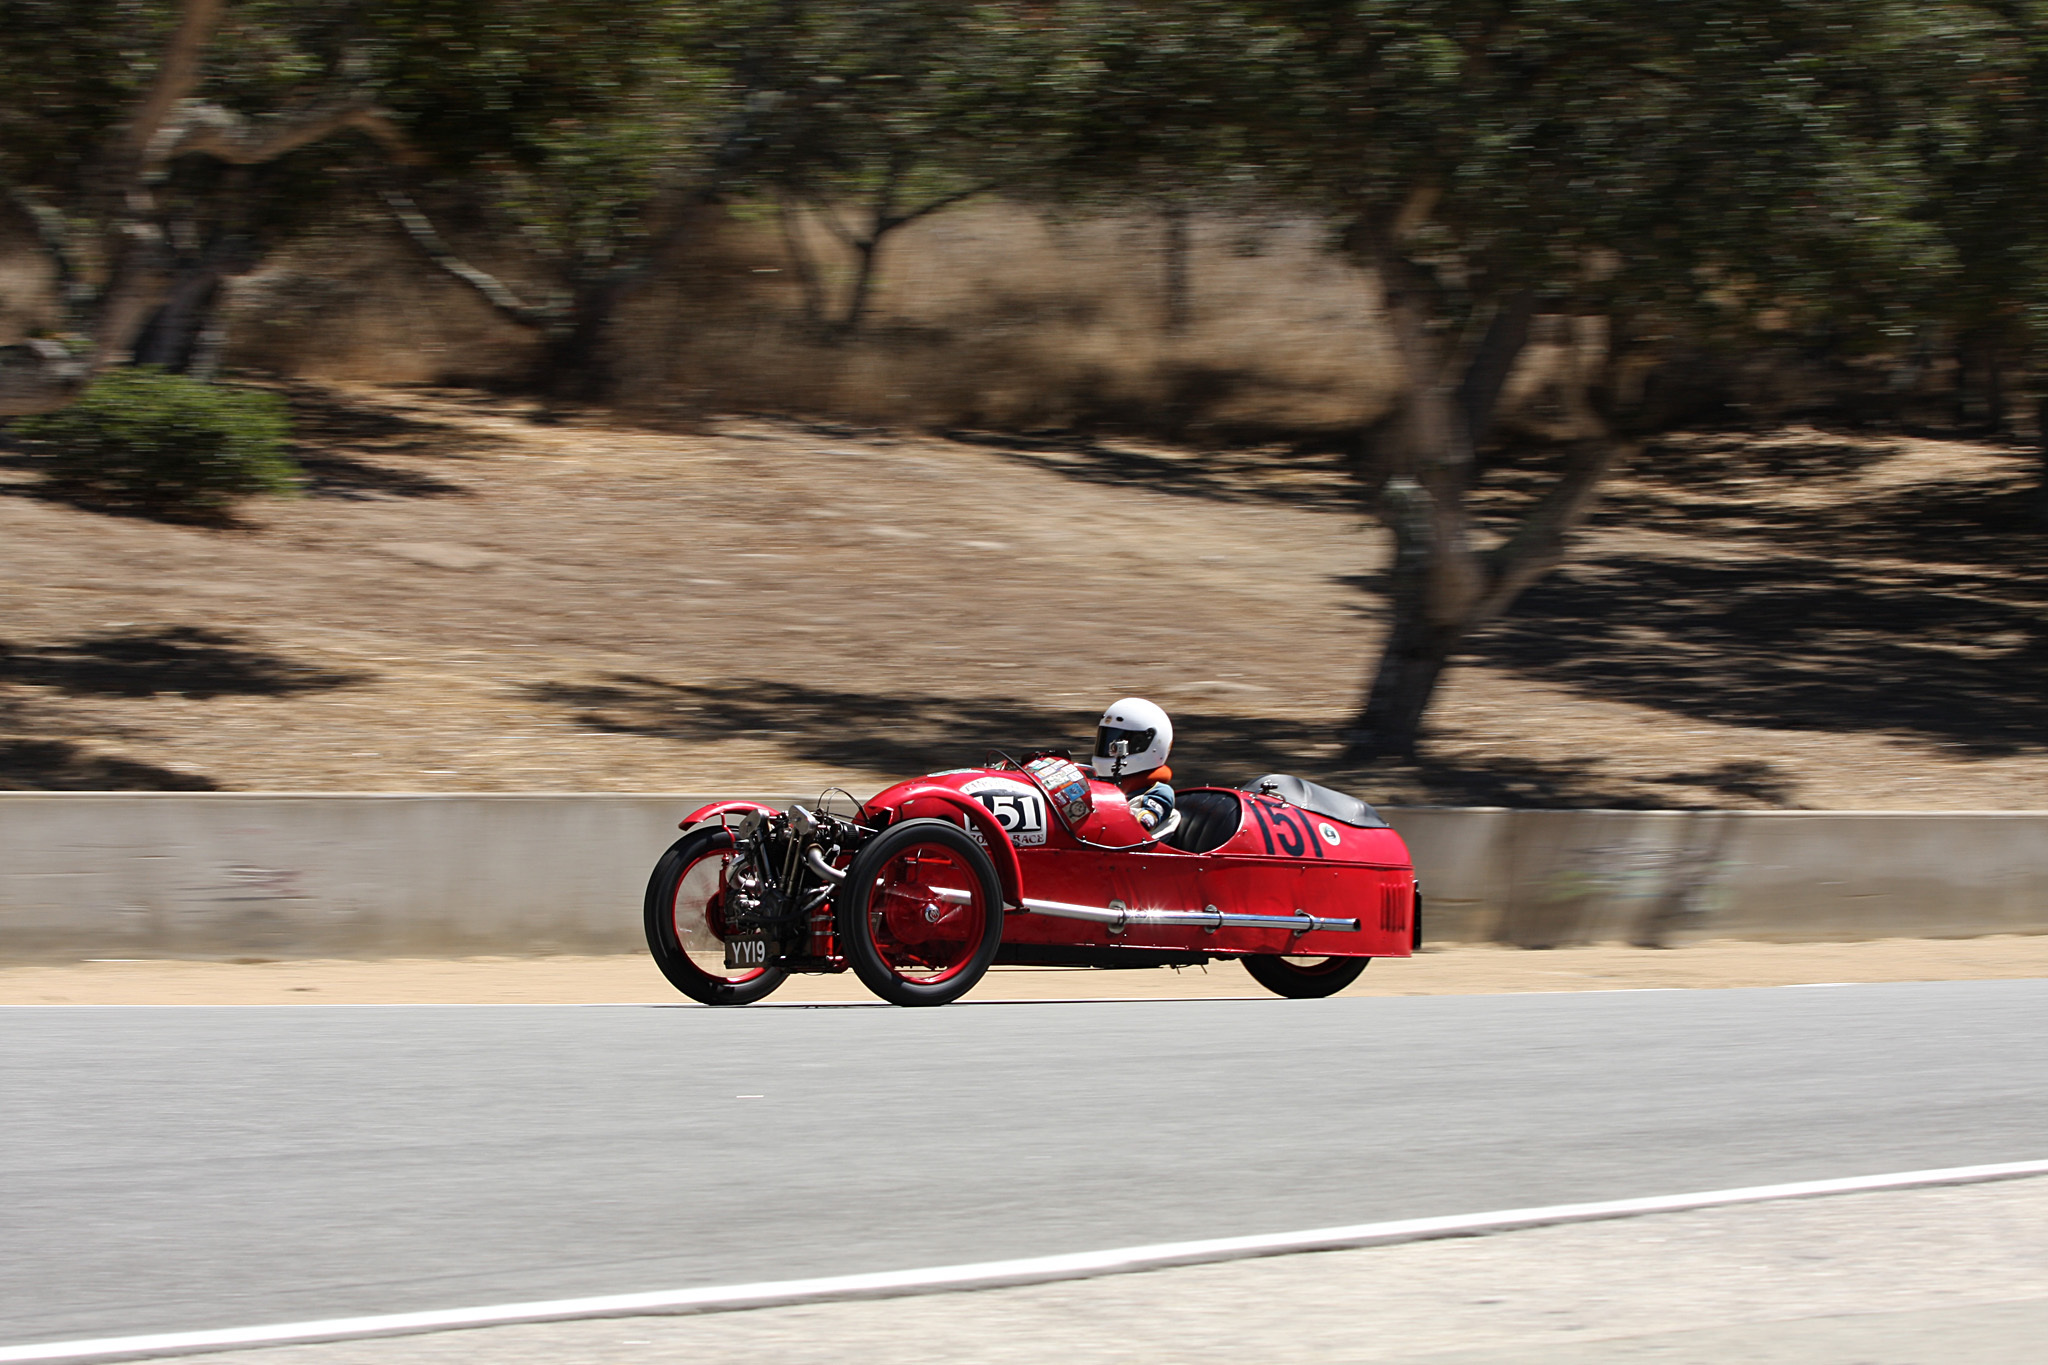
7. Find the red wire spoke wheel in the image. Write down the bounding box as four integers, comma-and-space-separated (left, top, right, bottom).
1241, 954, 1370, 999
840, 818, 1004, 1006
644, 826, 789, 1006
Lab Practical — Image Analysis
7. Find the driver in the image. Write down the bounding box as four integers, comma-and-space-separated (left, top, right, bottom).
1093, 697, 1176, 832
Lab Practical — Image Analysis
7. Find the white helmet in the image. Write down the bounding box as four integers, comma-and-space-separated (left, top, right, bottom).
1092, 697, 1172, 778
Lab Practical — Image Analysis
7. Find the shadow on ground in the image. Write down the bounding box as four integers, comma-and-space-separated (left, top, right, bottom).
1471, 446, 2048, 756
0, 738, 216, 790
283, 383, 504, 500
529, 674, 1671, 806
0, 626, 362, 699
1633, 430, 1899, 488
949, 430, 1359, 513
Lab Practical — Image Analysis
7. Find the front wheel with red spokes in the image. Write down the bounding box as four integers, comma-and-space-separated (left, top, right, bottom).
644, 828, 788, 1006
839, 818, 1004, 1006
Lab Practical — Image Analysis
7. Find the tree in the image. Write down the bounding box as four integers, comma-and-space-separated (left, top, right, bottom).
1104, 0, 1940, 759
0, 0, 680, 408
0, 0, 421, 411
729, 0, 1065, 339
1895, 3, 2048, 433
374, 0, 716, 400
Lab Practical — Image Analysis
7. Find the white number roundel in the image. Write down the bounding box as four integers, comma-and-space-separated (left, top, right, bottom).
962, 776, 1049, 846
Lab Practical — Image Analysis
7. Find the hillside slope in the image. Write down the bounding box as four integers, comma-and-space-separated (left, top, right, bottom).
2, 383, 2042, 808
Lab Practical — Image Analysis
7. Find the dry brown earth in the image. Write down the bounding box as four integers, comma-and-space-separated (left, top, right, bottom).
2, 382, 2044, 808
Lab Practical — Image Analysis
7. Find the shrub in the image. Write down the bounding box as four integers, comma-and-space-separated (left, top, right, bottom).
12, 369, 297, 518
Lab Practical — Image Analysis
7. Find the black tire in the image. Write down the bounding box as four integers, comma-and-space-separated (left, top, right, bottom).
1241, 954, 1370, 999
644, 827, 789, 1006
839, 818, 1004, 1007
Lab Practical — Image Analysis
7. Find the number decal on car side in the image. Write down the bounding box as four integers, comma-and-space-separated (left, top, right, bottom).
963, 777, 1049, 846
1250, 800, 1326, 859
1249, 799, 1277, 853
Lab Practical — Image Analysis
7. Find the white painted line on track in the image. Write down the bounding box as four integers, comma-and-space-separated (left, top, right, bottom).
7, 1158, 2048, 1364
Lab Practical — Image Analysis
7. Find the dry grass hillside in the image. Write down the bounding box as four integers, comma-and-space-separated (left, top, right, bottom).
2, 380, 2044, 808
216, 203, 1542, 438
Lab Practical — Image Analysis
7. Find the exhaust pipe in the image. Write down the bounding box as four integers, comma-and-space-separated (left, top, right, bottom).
803, 846, 847, 884
928, 888, 1357, 936
1022, 896, 1358, 936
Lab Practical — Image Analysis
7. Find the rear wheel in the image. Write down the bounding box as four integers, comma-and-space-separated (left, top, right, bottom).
1242, 954, 1369, 999
644, 828, 788, 1006
840, 819, 1004, 1006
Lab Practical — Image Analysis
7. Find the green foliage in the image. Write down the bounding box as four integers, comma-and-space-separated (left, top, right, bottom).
13, 369, 297, 518
0, 0, 160, 184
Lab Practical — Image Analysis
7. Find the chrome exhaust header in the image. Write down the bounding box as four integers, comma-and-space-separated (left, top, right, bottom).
803, 846, 847, 884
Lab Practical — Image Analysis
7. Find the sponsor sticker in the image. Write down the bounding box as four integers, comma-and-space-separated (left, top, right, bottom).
1025, 756, 1094, 827
1319, 822, 1342, 846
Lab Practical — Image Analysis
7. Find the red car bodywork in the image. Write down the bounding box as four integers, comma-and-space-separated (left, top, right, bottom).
678, 764, 1418, 965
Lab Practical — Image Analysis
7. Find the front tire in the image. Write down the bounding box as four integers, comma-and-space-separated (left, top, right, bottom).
839, 818, 1004, 1006
644, 827, 789, 1006
1242, 954, 1369, 999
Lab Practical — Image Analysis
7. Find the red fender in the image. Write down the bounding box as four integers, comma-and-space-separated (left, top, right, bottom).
677, 799, 780, 830
865, 784, 1024, 909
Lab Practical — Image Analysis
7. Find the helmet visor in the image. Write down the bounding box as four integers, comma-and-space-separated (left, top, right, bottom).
1095, 724, 1157, 763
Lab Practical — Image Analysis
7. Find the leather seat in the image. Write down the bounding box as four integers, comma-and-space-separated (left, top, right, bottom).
1240, 774, 1387, 829
1159, 788, 1244, 853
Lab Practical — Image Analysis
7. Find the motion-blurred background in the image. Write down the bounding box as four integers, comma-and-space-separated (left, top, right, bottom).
4, 0, 2045, 810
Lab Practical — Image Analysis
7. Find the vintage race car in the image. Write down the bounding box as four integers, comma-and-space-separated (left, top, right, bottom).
644, 753, 1419, 1007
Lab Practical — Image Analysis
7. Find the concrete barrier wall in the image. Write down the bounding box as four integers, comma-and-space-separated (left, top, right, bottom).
2, 794, 2044, 960
1390, 808, 2048, 947
0, 794, 800, 961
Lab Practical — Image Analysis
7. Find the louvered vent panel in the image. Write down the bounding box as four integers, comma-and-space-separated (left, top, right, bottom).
1380, 881, 1408, 933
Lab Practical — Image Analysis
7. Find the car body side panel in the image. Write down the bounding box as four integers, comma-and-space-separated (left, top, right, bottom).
863, 768, 1415, 959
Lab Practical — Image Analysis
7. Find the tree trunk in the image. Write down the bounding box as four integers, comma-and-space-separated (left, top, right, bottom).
2036, 395, 2048, 532
132, 263, 224, 370
1162, 204, 1191, 334
1347, 475, 1471, 758
535, 275, 627, 403
1342, 265, 1488, 758
776, 198, 829, 331
837, 237, 882, 338
1986, 347, 2006, 433
1341, 247, 1622, 760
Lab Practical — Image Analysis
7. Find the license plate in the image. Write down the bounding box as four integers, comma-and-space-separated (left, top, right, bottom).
724, 934, 772, 971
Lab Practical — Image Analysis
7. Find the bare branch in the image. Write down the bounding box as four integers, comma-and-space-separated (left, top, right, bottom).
382, 191, 561, 330
149, 100, 421, 171
1478, 436, 1631, 617
121, 0, 226, 162
881, 180, 998, 234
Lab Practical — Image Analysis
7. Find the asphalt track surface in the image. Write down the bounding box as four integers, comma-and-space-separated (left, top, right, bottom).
4, 980, 2046, 1351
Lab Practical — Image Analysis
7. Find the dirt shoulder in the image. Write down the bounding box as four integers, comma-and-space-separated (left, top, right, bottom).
4, 383, 2046, 808
5, 936, 2044, 1005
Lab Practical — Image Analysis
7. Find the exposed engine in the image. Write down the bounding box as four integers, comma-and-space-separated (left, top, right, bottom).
720, 805, 872, 957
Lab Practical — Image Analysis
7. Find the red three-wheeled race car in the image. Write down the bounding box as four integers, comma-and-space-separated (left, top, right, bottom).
644, 753, 1419, 1006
